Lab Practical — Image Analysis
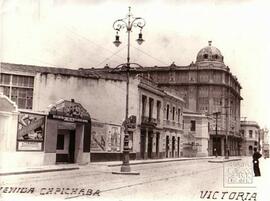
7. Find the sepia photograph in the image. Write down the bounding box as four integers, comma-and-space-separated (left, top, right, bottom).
0, 0, 269, 200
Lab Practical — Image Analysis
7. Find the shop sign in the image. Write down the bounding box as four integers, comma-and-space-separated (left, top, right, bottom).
49, 100, 90, 123
18, 141, 43, 151
17, 112, 45, 151
52, 114, 88, 123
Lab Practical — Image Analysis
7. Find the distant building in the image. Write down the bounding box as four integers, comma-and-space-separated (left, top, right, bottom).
183, 110, 209, 157
261, 128, 269, 158
240, 121, 260, 156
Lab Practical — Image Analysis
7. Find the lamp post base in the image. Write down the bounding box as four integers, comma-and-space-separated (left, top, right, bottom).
112, 171, 140, 175
120, 164, 131, 172
112, 164, 140, 175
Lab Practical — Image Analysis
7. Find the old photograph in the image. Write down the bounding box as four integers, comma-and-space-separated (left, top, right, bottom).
0, 0, 269, 200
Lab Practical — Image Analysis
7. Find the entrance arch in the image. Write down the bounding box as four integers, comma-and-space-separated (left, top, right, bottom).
46, 99, 91, 164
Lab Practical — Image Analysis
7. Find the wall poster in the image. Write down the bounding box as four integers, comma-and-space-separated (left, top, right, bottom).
17, 112, 46, 151
90, 121, 107, 152
91, 121, 122, 152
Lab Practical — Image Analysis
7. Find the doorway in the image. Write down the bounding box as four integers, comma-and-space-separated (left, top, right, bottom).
166, 136, 169, 158
140, 130, 146, 159
147, 131, 153, 159
56, 129, 76, 163
156, 133, 160, 158
172, 136, 175, 157
213, 137, 221, 156
177, 137, 180, 157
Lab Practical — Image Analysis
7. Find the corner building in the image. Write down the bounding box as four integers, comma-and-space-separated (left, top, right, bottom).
106, 42, 243, 156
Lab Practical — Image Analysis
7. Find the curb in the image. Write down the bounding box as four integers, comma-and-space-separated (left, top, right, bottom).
108, 157, 215, 167
0, 167, 79, 176
208, 158, 242, 163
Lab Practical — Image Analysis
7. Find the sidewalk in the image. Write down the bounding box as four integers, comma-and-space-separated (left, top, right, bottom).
0, 156, 218, 176
208, 156, 242, 163
91, 156, 215, 167
0, 164, 80, 176
0, 156, 214, 176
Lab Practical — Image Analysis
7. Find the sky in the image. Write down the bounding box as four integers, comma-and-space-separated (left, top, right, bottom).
1, 0, 270, 134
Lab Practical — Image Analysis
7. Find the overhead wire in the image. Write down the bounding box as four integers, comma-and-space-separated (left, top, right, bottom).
131, 45, 168, 66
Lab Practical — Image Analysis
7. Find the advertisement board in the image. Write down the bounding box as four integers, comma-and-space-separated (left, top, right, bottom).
17, 112, 45, 151
90, 122, 107, 151
107, 125, 121, 152
91, 122, 122, 152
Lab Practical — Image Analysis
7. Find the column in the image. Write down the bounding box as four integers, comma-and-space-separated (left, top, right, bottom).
145, 128, 148, 159
221, 137, 225, 156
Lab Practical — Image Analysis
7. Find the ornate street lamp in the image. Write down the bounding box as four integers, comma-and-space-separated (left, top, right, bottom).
112, 7, 145, 174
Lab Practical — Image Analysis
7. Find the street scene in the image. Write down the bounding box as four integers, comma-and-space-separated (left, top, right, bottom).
1, 1, 270, 201
0, 157, 269, 201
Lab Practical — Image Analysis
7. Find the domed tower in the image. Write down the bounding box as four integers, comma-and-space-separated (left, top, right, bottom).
196, 41, 224, 64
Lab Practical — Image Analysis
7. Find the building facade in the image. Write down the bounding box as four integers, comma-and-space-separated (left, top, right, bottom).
240, 121, 260, 156
84, 41, 243, 156
0, 62, 190, 167
162, 91, 184, 158
183, 110, 209, 157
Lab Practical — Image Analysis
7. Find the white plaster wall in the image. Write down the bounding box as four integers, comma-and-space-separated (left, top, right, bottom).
0, 112, 18, 153
43, 153, 56, 165
0, 152, 45, 168
34, 73, 135, 125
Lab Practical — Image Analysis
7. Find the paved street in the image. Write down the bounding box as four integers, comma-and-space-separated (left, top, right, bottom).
0, 158, 269, 201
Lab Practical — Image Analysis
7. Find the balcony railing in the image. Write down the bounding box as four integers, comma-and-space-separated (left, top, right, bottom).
141, 116, 157, 127
163, 119, 182, 129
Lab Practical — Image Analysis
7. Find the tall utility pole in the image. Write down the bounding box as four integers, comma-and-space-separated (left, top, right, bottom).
225, 105, 229, 159
112, 7, 145, 174
213, 111, 221, 156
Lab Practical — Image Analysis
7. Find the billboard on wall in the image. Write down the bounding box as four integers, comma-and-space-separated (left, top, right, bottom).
107, 125, 121, 152
91, 122, 107, 151
17, 112, 46, 151
91, 122, 122, 152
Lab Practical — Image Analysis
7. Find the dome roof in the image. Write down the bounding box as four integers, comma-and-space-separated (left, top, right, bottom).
196, 41, 224, 63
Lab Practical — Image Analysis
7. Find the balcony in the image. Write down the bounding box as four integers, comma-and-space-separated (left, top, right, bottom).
141, 116, 157, 127
163, 119, 182, 129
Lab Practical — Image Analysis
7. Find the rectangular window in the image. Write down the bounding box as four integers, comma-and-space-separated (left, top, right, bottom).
240, 130, 245, 136
149, 98, 154, 119
198, 87, 208, 97
0, 74, 11, 85
249, 130, 253, 138
190, 120, 196, 131
166, 104, 170, 120
157, 100, 161, 121
142, 95, 147, 117
56, 135, 65, 150
182, 120, 184, 129
0, 74, 34, 109
177, 108, 181, 122
172, 106, 175, 121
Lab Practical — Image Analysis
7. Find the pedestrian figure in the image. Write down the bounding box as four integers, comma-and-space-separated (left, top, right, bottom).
253, 148, 262, 177
214, 148, 218, 158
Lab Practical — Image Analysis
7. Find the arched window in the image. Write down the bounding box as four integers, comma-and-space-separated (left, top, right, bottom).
203, 54, 208, 59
